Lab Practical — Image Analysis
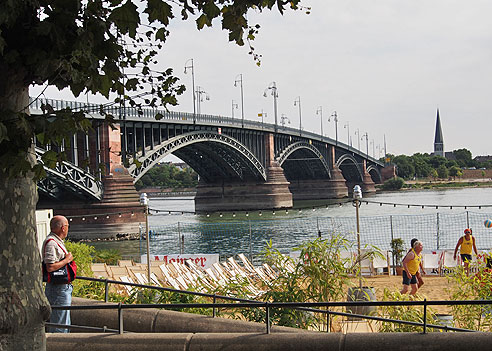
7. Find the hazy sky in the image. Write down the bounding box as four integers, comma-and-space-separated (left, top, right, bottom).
32, 0, 492, 157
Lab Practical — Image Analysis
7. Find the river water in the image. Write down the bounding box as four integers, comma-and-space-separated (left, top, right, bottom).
90, 187, 492, 261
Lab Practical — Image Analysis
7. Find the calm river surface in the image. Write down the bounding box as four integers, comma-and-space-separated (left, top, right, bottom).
90, 187, 492, 260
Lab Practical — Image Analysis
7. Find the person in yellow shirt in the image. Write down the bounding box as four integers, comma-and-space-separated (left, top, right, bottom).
400, 240, 423, 295
454, 228, 478, 275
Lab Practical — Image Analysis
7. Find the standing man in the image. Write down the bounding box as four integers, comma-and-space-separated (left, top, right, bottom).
400, 240, 424, 295
42, 215, 74, 333
454, 228, 478, 276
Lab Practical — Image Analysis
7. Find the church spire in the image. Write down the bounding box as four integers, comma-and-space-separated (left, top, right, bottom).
434, 109, 444, 157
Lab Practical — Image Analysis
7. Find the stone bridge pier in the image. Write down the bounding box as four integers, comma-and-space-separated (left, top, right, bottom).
194, 134, 293, 212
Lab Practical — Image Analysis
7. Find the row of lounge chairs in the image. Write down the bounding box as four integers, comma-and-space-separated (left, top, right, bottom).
91, 254, 279, 298
90, 249, 491, 296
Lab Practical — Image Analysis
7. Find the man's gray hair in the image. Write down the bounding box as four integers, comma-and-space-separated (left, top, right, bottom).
50, 216, 65, 230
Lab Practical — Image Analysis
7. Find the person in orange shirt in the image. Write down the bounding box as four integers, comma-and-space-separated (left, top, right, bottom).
454, 228, 478, 276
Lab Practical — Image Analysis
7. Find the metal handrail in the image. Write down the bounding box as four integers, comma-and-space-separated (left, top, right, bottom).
49, 276, 487, 334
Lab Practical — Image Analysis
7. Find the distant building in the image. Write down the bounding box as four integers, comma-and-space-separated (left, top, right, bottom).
433, 109, 444, 157
474, 155, 492, 163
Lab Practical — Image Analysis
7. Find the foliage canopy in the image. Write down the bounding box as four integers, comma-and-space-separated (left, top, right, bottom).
0, 0, 306, 178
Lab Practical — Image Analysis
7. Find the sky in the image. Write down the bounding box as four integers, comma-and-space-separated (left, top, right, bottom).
31, 0, 492, 158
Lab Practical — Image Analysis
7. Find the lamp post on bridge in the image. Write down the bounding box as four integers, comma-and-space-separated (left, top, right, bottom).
316, 106, 323, 137
263, 82, 278, 132
361, 132, 369, 157
258, 110, 267, 129
355, 129, 361, 151
231, 100, 238, 120
280, 114, 290, 128
195, 86, 210, 115
294, 96, 302, 136
234, 74, 245, 128
328, 111, 338, 145
184, 58, 196, 123
344, 121, 350, 147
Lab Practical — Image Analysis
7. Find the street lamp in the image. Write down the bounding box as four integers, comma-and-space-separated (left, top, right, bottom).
258, 110, 267, 128
195, 86, 210, 115
353, 185, 363, 290
355, 129, 361, 151
361, 132, 369, 157
280, 114, 290, 128
231, 100, 238, 120
316, 106, 323, 137
344, 121, 350, 147
294, 96, 302, 135
139, 192, 151, 284
328, 111, 338, 145
234, 74, 245, 128
184, 58, 196, 123
263, 82, 278, 132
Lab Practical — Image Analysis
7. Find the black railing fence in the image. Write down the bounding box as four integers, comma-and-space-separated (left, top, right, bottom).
47, 276, 486, 334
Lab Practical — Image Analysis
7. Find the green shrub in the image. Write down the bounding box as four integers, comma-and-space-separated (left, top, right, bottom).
65, 241, 94, 296
258, 235, 382, 331
446, 261, 492, 331
382, 177, 405, 190
377, 289, 437, 332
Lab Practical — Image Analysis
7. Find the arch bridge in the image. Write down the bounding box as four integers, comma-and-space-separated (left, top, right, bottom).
31, 97, 393, 213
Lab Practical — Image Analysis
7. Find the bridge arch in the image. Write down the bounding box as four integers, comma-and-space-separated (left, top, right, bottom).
128, 131, 267, 183
367, 164, 383, 184
335, 154, 364, 183
276, 142, 331, 180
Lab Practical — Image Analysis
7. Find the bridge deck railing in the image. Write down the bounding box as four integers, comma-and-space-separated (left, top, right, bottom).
29, 97, 382, 165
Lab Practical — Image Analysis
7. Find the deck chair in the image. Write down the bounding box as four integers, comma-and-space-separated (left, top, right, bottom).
118, 275, 136, 294
150, 266, 166, 285
127, 266, 148, 284
118, 259, 134, 267
237, 253, 270, 283
185, 260, 216, 290
227, 257, 249, 279
133, 272, 149, 285
262, 263, 278, 280
422, 251, 442, 276
159, 264, 184, 290
440, 250, 459, 275
205, 267, 225, 286
91, 263, 111, 279
108, 266, 130, 281
371, 250, 391, 276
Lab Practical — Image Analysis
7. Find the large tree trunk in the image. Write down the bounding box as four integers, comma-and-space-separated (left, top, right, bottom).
0, 88, 51, 350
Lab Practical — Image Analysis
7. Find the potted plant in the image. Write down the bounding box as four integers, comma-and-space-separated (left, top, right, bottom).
390, 238, 405, 275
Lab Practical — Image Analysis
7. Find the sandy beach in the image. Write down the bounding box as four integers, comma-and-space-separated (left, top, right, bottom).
358, 275, 452, 314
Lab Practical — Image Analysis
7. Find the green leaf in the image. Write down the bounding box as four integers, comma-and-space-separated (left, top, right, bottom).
196, 14, 211, 29
41, 150, 58, 169
145, 0, 173, 25
203, 1, 221, 19
108, 1, 140, 37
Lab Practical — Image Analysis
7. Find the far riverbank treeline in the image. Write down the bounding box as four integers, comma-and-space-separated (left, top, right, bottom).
135, 163, 198, 191
384, 148, 492, 180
